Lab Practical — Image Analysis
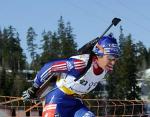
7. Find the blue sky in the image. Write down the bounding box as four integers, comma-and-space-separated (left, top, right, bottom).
0, 0, 150, 62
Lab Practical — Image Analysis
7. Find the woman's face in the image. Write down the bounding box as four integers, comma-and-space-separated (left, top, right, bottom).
96, 54, 118, 71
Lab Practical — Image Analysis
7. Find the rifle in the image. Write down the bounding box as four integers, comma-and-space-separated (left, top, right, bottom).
78, 18, 121, 54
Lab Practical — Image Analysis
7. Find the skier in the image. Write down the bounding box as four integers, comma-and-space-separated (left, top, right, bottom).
22, 34, 120, 117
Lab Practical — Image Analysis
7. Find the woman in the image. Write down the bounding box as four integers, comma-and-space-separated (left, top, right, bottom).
22, 34, 120, 117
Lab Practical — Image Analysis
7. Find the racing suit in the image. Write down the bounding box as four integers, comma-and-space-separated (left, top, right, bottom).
33, 54, 107, 117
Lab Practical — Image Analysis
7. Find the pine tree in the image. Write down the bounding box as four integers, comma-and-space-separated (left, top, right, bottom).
57, 16, 77, 58
65, 22, 77, 56
0, 26, 25, 72
107, 27, 140, 100
1, 28, 10, 68
39, 16, 77, 68
0, 26, 26, 95
57, 16, 66, 58
7, 26, 25, 72
0, 29, 2, 66
40, 30, 53, 64
42, 31, 51, 52
26, 27, 38, 69
148, 48, 150, 67
50, 32, 61, 59
122, 35, 140, 99
135, 41, 148, 70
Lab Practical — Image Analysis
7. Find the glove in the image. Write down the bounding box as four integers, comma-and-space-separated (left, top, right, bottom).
22, 86, 39, 102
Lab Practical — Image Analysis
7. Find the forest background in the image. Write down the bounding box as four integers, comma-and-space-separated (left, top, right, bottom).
0, 16, 150, 100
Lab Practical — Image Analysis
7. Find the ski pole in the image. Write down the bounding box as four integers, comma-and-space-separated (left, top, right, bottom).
0, 97, 23, 105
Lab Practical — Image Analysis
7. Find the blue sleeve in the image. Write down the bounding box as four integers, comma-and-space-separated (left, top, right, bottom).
33, 58, 86, 88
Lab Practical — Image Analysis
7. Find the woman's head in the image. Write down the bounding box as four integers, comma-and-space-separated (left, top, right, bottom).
92, 34, 120, 71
